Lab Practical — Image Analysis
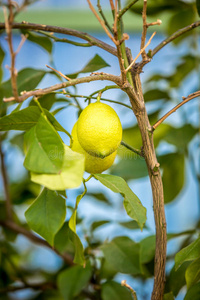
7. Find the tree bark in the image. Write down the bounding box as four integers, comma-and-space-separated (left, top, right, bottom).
128, 74, 167, 300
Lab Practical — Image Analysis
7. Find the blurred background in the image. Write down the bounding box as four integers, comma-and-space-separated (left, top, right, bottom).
0, 0, 199, 299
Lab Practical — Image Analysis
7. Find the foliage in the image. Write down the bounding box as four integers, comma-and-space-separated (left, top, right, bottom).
0, 0, 199, 300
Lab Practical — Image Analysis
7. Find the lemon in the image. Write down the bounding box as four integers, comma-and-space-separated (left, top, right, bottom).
77, 101, 122, 158
71, 122, 117, 174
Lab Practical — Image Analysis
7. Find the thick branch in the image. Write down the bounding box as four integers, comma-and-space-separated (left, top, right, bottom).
0, 139, 12, 220
3, 73, 122, 103
0, 22, 117, 56
0, 220, 74, 266
152, 91, 200, 130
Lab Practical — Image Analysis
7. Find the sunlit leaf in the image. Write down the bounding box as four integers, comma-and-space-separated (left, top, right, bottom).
31, 145, 85, 190
67, 54, 110, 79
185, 257, 200, 289
95, 174, 146, 230
101, 281, 133, 300
24, 114, 64, 173
175, 236, 200, 270
25, 188, 66, 246
101, 236, 141, 274
57, 263, 92, 300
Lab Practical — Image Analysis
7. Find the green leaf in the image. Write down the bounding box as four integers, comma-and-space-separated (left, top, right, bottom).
0, 44, 5, 83
67, 54, 110, 79
95, 174, 146, 230
54, 222, 74, 254
186, 257, 200, 289
175, 236, 200, 270
68, 193, 85, 265
130, 0, 189, 16
57, 263, 92, 300
21, 30, 53, 53
119, 220, 146, 230
196, 0, 200, 16
184, 282, 200, 300
140, 236, 156, 264
168, 262, 190, 297
0, 106, 41, 131
0, 68, 46, 99
87, 192, 111, 205
159, 152, 185, 203
110, 157, 148, 180
24, 114, 64, 173
169, 55, 196, 87
25, 188, 66, 246
101, 281, 133, 300
164, 124, 198, 149
91, 220, 110, 231
167, 9, 195, 45
144, 89, 170, 102
163, 292, 175, 300
30, 93, 57, 110
101, 236, 141, 275
31, 145, 85, 190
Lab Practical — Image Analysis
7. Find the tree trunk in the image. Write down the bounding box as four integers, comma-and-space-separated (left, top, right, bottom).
128, 74, 167, 300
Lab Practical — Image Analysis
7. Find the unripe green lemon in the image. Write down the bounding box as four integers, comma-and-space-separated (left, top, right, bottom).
77, 101, 122, 158
71, 122, 117, 174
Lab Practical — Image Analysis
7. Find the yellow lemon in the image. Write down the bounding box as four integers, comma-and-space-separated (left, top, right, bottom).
71, 122, 117, 174
77, 101, 122, 158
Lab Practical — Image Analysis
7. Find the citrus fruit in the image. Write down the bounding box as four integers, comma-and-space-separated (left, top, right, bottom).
76, 101, 122, 158
71, 122, 117, 174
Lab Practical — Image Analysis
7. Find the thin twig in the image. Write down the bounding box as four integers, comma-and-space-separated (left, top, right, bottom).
121, 280, 137, 300
120, 141, 143, 157
140, 0, 148, 60
38, 31, 92, 47
126, 31, 156, 73
0, 139, 12, 221
46, 65, 71, 81
97, 0, 113, 33
109, 0, 115, 18
0, 220, 74, 266
151, 20, 200, 57
152, 91, 200, 130
147, 19, 162, 28
3, 4, 19, 101
118, 0, 139, 19
3, 73, 122, 103
87, 0, 116, 44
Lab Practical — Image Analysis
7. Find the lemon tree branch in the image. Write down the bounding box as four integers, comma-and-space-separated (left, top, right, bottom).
0, 22, 117, 56
3, 73, 122, 103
